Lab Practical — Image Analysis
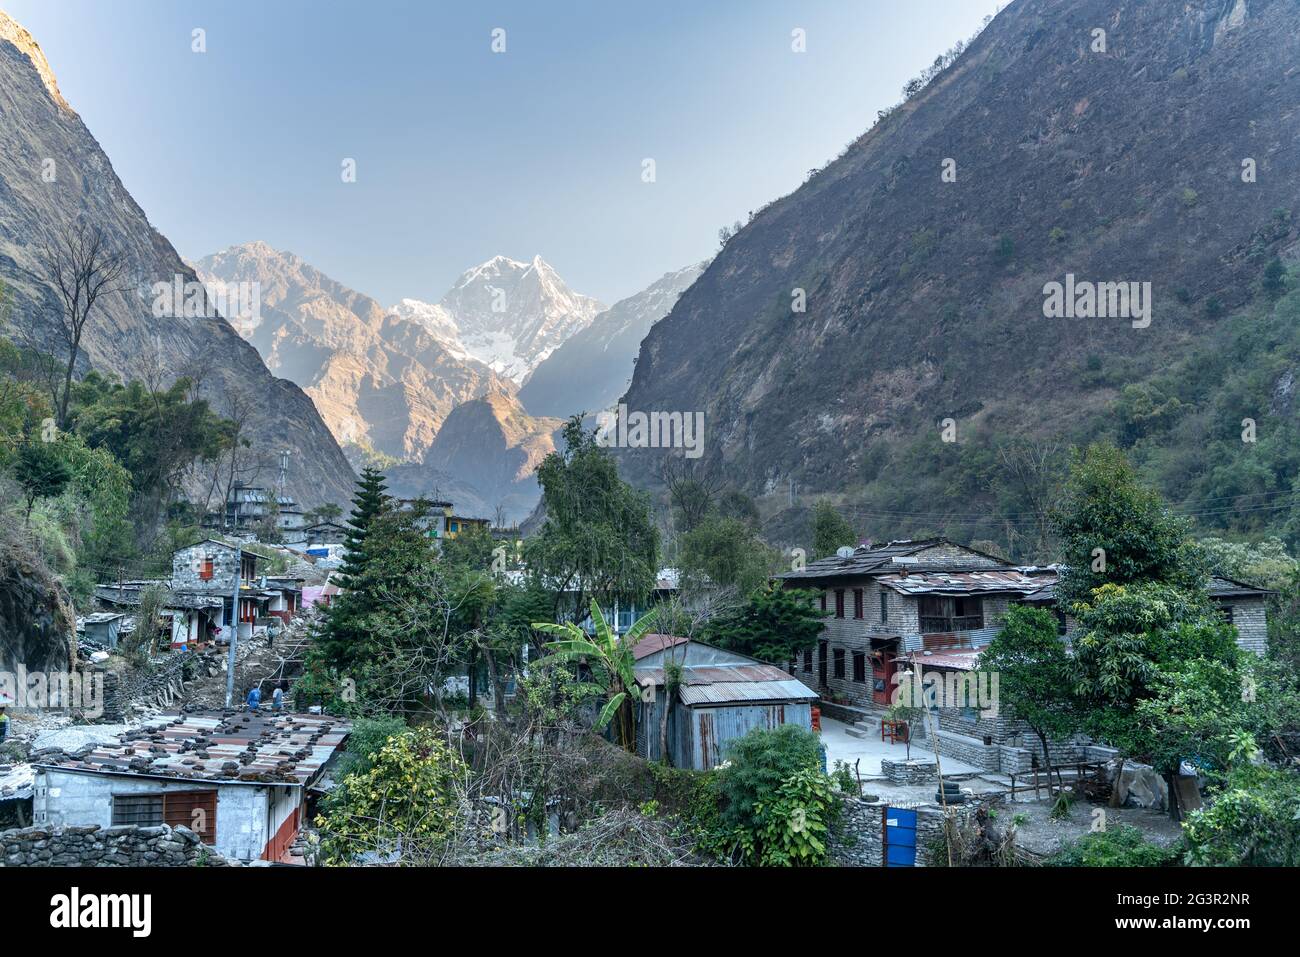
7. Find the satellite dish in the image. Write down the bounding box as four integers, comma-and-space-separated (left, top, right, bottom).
836, 546, 854, 559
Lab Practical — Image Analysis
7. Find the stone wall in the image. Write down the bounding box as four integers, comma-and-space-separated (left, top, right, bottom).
99, 652, 201, 723
172, 542, 241, 594
829, 798, 962, 867
0, 823, 237, 867
1225, 597, 1268, 656
881, 758, 938, 785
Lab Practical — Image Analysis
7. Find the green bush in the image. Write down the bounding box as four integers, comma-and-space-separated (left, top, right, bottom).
718, 724, 822, 832
336, 715, 409, 778
715, 724, 838, 866
1183, 766, 1300, 866
317, 728, 466, 865
1048, 825, 1181, 867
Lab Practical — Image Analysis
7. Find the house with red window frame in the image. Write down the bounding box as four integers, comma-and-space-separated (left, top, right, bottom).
170, 539, 271, 642
776, 539, 1055, 710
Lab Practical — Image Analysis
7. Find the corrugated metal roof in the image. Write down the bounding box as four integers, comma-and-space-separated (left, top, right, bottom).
629, 633, 689, 661
900, 648, 983, 672
33, 711, 351, 788
635, 660, 818, 705
776, 539, 1018, 582
677, 679, 819, 705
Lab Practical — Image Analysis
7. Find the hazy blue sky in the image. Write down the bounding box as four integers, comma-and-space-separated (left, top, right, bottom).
5, 0, 1002, 305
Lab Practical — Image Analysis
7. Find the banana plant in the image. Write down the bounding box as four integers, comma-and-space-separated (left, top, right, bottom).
532, 599, 659, 750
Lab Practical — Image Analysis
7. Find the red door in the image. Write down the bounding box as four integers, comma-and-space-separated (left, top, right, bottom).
873, 650, 896, 706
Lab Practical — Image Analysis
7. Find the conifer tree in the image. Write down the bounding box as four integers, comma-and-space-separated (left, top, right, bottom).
337, 466, 390, 587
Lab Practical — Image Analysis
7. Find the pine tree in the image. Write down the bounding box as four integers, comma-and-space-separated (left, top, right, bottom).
337, 466, 390, 587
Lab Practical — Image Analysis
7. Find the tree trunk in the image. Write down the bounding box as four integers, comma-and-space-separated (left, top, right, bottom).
484, 648, 507, 716
468, 649, 478, 708
658, 685, 672, 765
1109, 756, 1126, 808
1036, 730, 1055, 796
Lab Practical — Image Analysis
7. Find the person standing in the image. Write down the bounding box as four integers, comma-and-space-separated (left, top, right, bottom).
247, 686, 261, 711
272, 685, 284, 711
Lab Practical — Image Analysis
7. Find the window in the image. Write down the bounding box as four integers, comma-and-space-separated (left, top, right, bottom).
199, 557, 214, 581
111, 794, 162, 827
1055, 607, 1068, 636
880, 591, 888, 623
113, 791, 218, 844
918, 596, 984, 633
833, 648, 846, 679
853, 651, 866, 682
853, 588, 864, 619
820, 593, 827, 614
834, 589, 845, 619
1220, 605, 1235, 624
803, 647, 813, 672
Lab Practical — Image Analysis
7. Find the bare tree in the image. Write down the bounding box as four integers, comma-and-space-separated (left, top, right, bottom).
20, 220, 129, 429
660, 456, 723, 533
996, 439, 1066, 561
215, 390, 263, 529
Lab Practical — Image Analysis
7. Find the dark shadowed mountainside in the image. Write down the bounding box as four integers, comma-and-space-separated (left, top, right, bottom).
619, 0, 1300, 536
0, 12, 355, 507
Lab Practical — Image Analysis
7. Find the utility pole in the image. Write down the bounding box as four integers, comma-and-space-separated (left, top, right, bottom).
224, 542, 242, 708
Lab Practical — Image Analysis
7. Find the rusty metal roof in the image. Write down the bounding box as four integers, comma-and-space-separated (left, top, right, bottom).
878, 568, 1051, 596
33, 711, 351, 788
629, 633, 689, 660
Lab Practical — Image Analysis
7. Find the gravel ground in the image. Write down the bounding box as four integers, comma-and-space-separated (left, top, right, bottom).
1001, 794, 1185, 857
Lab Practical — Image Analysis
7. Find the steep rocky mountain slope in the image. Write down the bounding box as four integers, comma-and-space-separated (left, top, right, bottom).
518, 262, 707, 418
619, 0, 1300, 517
385, 390, 563, 524
392, 255, 604, 384
0, 12, 355, 507
194, 242, 513, 462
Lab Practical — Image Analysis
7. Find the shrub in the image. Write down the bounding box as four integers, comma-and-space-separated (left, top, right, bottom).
1182, 766, 1300, 866
718, 724, 822, 833
317, 728, 466, 865
715, 724, 838, 866
1049, 825, 1180, 867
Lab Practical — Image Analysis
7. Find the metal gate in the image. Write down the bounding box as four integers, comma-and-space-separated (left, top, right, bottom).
882, 806, 917, 867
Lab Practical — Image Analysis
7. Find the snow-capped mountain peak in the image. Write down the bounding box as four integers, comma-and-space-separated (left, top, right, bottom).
392, 254, 605, 384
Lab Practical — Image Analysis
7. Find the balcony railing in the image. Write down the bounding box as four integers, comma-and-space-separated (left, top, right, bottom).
920, 615, 984, 634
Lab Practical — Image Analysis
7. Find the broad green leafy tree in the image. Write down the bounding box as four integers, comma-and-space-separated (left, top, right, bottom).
14, 437, 71, 522
1053, 443, 1206, 607
679, 514, 778, 596
317, 729, 467, 865
811, 500, 857, 560
525, 418, 658, 620
978, 605, 1079, 791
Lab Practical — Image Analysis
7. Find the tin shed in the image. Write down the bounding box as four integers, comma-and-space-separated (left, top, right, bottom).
633, 641, 817, 770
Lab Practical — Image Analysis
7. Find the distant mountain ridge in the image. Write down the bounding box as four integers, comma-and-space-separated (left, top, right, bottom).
385, 390, 563, 524
618, 0, 1300, 521
194, 242, 513, 462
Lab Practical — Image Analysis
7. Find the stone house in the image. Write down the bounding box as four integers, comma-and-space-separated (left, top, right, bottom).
777, 539, 1054, 710
170, 540, 265, 641
1207, 575, 1273, 655
31, 711, 350, 863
